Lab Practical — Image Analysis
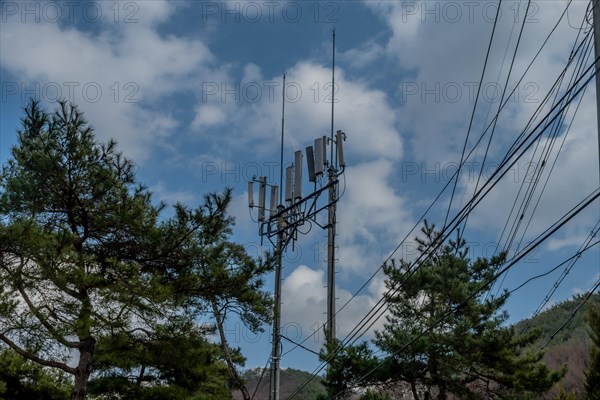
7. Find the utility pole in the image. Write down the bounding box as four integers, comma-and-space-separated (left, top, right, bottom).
593, 0, 600, 182
270, 229, 283, 400
269, 73, 286, 400
326, 167, 337, 343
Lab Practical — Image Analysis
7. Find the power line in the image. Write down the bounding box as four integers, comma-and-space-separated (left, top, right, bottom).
463, 0, 533, 238
510, 38, 591, 253
288, 65, 598, 393
521, 220, 600, 334
281, 334, 321, 357
490, 29, 595, 298
250, 354, 272, 400
282, 13, 592, 360
284, 5, 595, 392
457, 0, 578, 240
507, 237, 600, 298
290, 95, 600, 395
444, 0, 503, 229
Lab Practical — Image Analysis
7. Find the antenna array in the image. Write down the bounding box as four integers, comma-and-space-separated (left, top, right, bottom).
247, 28, 344, 400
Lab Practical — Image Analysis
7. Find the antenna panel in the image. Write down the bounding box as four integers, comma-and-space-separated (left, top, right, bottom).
270, 185, 279, 215
294, 151, 302, 200
285, 166, 294, 202
247, 181, 254, 207
258, 176, 266, 222
314, 137, 325, 176
336, 130, 345, 167
305, 146, 316, 182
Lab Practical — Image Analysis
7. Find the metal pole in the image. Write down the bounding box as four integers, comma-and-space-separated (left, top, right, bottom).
280, 74, 286, 205
326, 25, 337, 347
270, 229, 283, 400
330, 27, 336, 163
592, 0, 600, 182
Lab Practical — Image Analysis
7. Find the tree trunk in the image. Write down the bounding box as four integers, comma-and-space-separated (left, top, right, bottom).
410, 380, 420, 400
435, 379, 448, 400
136, 364, 146, 385
429, 355, 447, 400
72, 337, 95, 400
211, 300, 251, 400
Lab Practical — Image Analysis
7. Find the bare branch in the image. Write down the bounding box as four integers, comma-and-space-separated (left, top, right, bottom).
15, 280, 81, 349
0, 332, 76, 375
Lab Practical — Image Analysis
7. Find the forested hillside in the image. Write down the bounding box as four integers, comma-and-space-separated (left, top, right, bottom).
515, 294, 600, 399
233, 368, 326, 400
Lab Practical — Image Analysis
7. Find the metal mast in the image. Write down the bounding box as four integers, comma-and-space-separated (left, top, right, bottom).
326, 27, 337, 345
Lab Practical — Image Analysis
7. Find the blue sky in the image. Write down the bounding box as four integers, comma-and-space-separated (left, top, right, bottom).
1, 0, 599, 374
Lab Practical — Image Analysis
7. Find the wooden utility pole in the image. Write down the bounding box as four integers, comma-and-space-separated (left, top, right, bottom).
270, 231, 283, 400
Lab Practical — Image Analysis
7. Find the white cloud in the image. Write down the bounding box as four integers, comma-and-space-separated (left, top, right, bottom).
1, 0, 216, 161
337, 159, 414, 276
190, 60, 403, 162
341, 41, 385, 70
358, 0, 597, 256
462, 86, 598, 246
149, 181, 196, 206
192, 104, 227, 128
571, 273, 600, 297
281, 265, 386, 350
365, 0, 592, 167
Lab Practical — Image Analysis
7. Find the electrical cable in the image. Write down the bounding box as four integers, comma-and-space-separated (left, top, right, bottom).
444, 0, 503, 230
288, 5, 596, 397
490, 29, 594, 297
467, 0, 532, 233
507, 238, 600, 297
281, 28, 594, 360
250, 352, 272, 400
520, 220, 600, 334
512, 32, 595, 253
286, 60, 598, 399
280, 0, 591, 378
327, 188, 600, 399
281, 334, 321, 357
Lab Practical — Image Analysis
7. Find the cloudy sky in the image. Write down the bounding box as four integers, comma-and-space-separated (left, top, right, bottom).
1, 0, 599, 373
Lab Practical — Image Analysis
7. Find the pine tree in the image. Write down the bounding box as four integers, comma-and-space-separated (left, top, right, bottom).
88, 319, 233, 399
318, 335, 381, 400
0, 100, 271, 399
0, 100, 170, 399
373, 222, 561, 400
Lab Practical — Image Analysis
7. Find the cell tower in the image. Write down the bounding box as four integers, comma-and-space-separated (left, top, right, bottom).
247, 29, 345, 400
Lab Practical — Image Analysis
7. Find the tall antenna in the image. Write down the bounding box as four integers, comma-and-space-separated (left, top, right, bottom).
280, 72, 286, 205
330, 26, 336, 164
